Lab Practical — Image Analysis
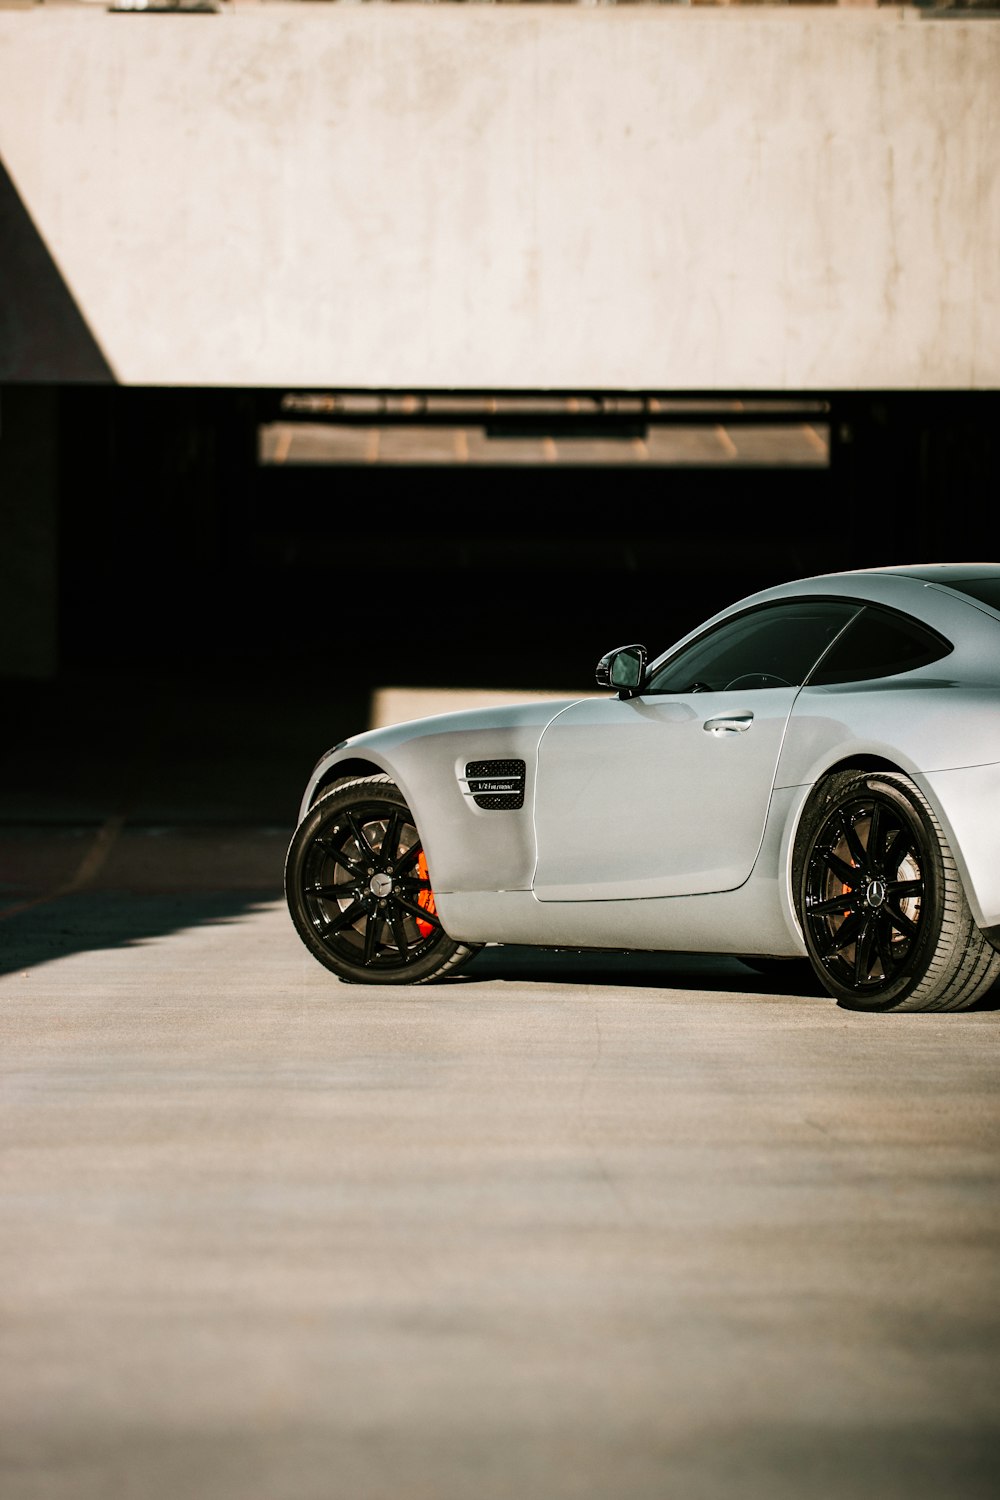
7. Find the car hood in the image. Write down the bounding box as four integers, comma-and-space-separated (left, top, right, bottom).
339, 696, 588, 756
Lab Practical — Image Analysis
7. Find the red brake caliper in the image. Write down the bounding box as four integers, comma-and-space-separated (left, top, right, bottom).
415, 851, 437, 937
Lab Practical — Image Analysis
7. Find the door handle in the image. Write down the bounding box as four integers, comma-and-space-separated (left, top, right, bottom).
703, 711, 754, 736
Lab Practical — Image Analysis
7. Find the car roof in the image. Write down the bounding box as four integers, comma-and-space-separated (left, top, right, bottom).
643, 563, 1000, 680
852, 563, 1000, 585
754, 562, 1000, 601
674, 562, 1000, 650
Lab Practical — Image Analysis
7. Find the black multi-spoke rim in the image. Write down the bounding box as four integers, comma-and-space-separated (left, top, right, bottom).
804, 795, 925, 994
300, 801, 443, 971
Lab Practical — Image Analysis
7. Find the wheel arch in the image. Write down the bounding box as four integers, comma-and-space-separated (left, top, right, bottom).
786, 755, 907, 888
813, 753, 905, 781
772, 755, 910, 948
781, 753, 994, 938
301, 755, 439, 861
309, 757, 387, 808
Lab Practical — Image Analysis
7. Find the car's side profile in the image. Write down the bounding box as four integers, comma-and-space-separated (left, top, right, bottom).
285, 564, 1000, 1012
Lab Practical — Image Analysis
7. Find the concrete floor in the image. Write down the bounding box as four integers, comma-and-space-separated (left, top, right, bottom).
1, 675, 999, 1500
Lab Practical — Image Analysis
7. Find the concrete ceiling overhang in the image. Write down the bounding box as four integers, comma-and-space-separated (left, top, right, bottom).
0, 7, 997, 389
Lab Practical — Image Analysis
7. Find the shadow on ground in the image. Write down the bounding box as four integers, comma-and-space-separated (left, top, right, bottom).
460, 946, 1000, 1008
459, 945, 827, 997
4, 885, 998, 1010
0, 881, 809, 996
0, 890, 281, 977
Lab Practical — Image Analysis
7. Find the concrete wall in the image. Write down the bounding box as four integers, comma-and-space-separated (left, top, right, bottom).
0, 7, 996, 390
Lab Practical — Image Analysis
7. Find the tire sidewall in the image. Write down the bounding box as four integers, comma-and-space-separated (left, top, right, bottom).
284, 777, 462, 985
794, 771, 945, 1011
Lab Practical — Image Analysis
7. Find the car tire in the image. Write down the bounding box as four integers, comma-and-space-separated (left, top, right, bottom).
794, 769, 1000, 1012
284, 775, 481, 985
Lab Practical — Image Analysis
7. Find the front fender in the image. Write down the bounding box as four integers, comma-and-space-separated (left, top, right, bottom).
299, 700, 583, 895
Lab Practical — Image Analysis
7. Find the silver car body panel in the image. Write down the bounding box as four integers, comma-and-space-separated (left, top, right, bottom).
436, 784, 808, 955
914, 764, 1000, 930
299, 700, 579, 897
298, 565, 1000, 952
532, 687, 798, 901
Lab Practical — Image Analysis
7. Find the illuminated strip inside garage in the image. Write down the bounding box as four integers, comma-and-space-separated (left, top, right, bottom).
259, 395, 830, 468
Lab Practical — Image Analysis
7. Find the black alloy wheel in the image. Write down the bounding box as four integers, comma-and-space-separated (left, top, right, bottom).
284, 775, 480, 984
795, 770, 1000, 1012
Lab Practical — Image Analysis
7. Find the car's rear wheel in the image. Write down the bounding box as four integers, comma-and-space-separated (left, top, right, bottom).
794, 770, 1000, 1012
284, 775, 480, 984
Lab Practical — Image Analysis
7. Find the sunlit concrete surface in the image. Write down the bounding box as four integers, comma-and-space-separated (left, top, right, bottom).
2, 837, 998, 1500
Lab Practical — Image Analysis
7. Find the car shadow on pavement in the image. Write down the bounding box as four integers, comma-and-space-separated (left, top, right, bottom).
456, 944, 1000, 1007
0, 889, 282, 979
4, 903, 997, 1007
0, 822, 291, 976
455, 945, 828, 997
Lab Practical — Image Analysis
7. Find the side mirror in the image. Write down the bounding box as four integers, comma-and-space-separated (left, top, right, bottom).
595, 643, 647, 699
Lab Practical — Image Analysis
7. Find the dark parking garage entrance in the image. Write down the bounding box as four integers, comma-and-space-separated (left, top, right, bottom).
44, 386, 997, 695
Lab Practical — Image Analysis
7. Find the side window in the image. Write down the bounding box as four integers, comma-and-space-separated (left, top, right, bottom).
646, 601, 860, 695
806, 606, 953, 685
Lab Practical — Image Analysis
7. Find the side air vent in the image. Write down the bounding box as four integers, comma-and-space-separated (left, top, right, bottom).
464, 759, 526, 811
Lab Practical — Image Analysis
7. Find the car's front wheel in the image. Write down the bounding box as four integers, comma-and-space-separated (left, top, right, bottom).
284, 775, 480, 984
794, 770, 1000, 1012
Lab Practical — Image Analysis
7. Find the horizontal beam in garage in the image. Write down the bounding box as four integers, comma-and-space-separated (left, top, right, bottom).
259, 393, 830, 466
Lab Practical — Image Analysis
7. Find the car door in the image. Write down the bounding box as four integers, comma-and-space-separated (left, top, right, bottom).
532, 598, 859, 902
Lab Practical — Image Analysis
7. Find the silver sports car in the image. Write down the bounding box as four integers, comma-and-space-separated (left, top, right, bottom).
285, 564, 1000, 1012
